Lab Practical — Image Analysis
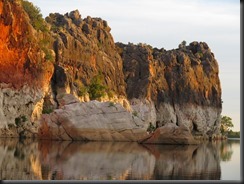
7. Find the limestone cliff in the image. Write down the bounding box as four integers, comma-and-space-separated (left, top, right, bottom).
0, 0, 222, 142
117, 42, 222, 138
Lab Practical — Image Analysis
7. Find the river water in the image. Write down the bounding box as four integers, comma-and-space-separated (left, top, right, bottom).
0, 138, 240, 181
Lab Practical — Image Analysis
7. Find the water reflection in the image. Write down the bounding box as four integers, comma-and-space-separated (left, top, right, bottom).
220, 140, 234, 162
37, 141, 155, 180
145, 143, 221, 180
0, 138, 239, 180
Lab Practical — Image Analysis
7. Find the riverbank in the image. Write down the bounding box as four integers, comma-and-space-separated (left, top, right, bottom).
227, 137, 240, 140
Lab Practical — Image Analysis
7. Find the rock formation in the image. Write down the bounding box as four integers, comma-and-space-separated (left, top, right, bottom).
139, 123, 198, 145
117, 42, 222, 139
0, 0, 53, 137
45, 10, 127, 103
0, 0, 222, 143
38, 98, 147, 141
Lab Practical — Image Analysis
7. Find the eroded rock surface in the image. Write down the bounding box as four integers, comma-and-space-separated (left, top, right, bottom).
117, 42, 222, 138
0, 0, 53, 137
0, 0, 222, 142
46, 10, 127, 103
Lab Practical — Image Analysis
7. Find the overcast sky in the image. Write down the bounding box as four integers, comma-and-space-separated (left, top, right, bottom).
30, 0, 240, 131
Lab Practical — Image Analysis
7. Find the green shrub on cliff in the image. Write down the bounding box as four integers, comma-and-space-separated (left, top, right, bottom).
132, 111, 138, 117
42, 107, 53, 114
74, 79, 88, 97
37, 38, 54, 62
15, 115, 27, 127
107, 90, 115, 99
75, 75, 109, 100
21, 0, 48, 32
147, 122, 156, 134
195, 51, 203, 58
108, 101, 114, 106
41, 47, 54, 62
88, 73, 106, 100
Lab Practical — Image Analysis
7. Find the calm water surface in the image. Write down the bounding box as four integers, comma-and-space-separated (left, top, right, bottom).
0, 138, 240, 180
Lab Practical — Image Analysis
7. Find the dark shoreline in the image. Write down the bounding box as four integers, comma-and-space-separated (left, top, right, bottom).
228, 137, 240, 140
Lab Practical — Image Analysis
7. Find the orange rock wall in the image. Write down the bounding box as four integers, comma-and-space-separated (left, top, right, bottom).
0, 0, 53, 89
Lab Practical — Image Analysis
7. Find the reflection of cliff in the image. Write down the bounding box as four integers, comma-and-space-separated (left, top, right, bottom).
0, 138, 41, 180
0, 139, 223, 180
144, 143, 221, 180
37, 141, 155, 180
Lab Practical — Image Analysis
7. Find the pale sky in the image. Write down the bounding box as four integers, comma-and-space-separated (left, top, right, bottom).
30, 0, 240, 131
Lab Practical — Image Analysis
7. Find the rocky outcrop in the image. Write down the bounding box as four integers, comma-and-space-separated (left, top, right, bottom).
0, 0, 54, 137
117, 42, 222, 139
139, 123, 198, 145
0, 0, 222, 142
0, 84, 44, 137
38, 97, 147, 141
45, 10, 127, 105
0, 0, 53, 88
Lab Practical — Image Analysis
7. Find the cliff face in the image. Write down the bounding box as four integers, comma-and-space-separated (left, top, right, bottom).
0, 0, 53, 137
45, 10, 127, 107
0, 0, 53, 88
117, 42, 221, 107
117, 42, 222, 137
0, 0, 222, 140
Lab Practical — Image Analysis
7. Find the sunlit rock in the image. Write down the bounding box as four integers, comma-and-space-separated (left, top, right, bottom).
38, 98, 148, 141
